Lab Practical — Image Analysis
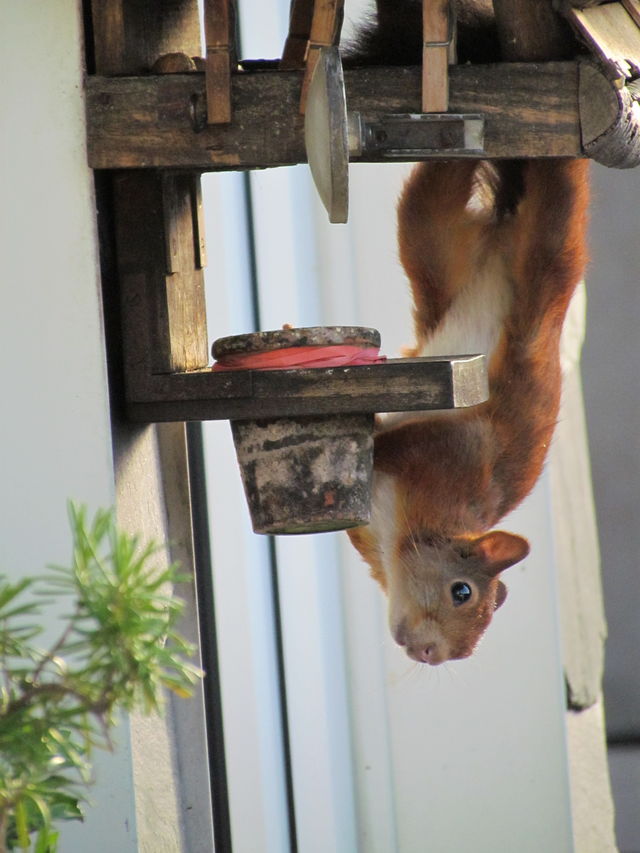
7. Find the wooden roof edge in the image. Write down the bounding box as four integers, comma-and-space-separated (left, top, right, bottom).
579, 58, 640, 168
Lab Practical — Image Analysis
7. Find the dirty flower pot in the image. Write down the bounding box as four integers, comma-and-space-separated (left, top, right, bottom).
212, 326, 380, 535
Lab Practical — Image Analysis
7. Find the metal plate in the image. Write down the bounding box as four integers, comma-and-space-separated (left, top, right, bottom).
357, 113, 485, 157
304, 46, 349, 223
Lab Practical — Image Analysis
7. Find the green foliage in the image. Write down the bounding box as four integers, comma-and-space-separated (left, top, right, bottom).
0, 504, 203, 852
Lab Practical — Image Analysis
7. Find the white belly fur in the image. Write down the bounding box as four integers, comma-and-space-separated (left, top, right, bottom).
369, 471, 398, 577
418, 252, 512, 360
381, 253, 512, 429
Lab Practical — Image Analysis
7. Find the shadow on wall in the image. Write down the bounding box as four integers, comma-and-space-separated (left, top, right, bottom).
582, 163, 640, 740
582, 163, 640, 852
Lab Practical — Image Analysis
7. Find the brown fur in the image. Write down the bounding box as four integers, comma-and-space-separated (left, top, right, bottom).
348, 159, 590, 664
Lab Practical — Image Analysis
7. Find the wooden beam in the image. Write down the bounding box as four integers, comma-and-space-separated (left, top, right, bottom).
86, 61, 582, 169
123, 355, 489, 423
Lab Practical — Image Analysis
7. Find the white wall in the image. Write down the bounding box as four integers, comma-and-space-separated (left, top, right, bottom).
0, 2, 137, 849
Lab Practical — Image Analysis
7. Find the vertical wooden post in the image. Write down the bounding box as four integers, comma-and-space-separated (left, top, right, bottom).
422, 0, 451, 113
204, 0, 237, 124
90, 0, 209, 378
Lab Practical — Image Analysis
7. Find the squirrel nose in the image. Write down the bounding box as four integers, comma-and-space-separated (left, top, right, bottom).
419, 644, 437, 664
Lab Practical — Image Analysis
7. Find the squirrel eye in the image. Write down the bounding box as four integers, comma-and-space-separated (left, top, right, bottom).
451, 581, 472, 606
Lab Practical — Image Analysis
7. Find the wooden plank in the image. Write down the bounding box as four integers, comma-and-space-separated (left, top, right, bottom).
422, 0, 450, 112
568, 2, 640, 79
86, 61, 582, 169
123, 356, 488, 422
579, 59, 640, 167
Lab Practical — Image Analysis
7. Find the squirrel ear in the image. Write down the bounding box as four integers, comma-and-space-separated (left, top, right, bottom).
470, 531, 530, 576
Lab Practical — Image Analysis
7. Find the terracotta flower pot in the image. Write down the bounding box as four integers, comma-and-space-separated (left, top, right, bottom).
212, 326, 379, 535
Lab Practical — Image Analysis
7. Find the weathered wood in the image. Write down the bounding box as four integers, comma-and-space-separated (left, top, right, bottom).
565, 2, 640, 80
90, 0, 209, 381
495, 0, 640, 168
90, 0, 126, 74
90, 0, 202, 74
232, 413, 374, 535
204, 0, 237, 123
422, 0, 450, 112
579, 59, 640, 167
86, 61, 582, 169
219, 327, 377, 535
123, 355, 488, 422
114, 173, 209, 374
212, 325, 380, 357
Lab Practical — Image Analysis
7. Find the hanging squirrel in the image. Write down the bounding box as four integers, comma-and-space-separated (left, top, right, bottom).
346, 0, 590, 665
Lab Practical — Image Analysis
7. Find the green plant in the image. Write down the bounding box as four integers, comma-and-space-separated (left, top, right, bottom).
0, 504, 203, 852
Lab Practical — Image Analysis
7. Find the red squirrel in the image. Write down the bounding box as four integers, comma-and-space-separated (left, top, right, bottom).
346, 4, 590, 665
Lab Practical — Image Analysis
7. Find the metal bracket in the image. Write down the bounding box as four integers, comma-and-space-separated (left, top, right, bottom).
349, 112, 485, 158
304, 47, 485, 222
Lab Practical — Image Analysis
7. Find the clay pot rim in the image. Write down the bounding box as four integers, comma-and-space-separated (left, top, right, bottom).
212, 325, 380, 358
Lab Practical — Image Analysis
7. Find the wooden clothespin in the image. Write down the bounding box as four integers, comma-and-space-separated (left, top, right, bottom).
422, 0, 454, 113
298, 0, 345, 114
204, 0, 236, 124
281, 0, 315, 70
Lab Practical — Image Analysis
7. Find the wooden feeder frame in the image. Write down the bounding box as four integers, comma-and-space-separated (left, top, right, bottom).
86, 0, 640, 426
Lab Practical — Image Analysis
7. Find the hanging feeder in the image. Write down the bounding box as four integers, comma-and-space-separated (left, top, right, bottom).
212, 326, 381, 534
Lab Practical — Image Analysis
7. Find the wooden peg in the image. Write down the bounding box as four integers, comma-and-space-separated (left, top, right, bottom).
299, 0, 344, 114
281, 0, 315, 70
422, 0, 451, 113
204, 0, 236, 124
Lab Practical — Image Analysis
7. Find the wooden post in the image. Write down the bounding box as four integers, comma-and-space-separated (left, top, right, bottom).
422, 0, 451, 113
204, 0, 237, 124
89, 0, 209, 378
